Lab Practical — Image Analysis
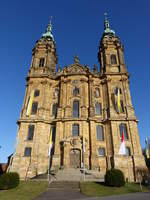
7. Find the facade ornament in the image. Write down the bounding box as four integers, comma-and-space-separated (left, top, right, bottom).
93, 64, 98, 73
74, 55, 80, 63
57, 65, 61, 72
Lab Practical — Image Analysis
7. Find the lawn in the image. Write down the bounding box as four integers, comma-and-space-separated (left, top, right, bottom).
0, 181, 48, 200
80, 182, 150, 197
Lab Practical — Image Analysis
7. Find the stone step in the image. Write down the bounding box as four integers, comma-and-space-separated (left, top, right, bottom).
48, 181, 80, 190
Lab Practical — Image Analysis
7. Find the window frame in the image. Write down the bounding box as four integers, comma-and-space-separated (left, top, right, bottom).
110, 54, 117, 65
119, 123, 128, 140
125, 147, 131, 156
27, 125, 34, 141
31, 102, 38, 115
73, 87, 79, 97
72, 124, 79, 137
73, 100, 79, 118
39, 58, 45, 67
52, 103, 58, 118
95, 88, 100, 98
34, 90, 40, 97
96, 125, 104, 141
98, 147, 105, 157
24, 147, 32, 157
95, 102, 102, 115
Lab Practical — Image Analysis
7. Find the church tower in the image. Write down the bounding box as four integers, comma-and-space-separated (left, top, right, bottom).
9, 19, 59, 178
98, 14, 145, 180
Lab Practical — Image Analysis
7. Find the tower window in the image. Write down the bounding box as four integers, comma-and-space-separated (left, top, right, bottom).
95, 88, 100, 98
120, 100, 124, 113
96, 125, 104, 141
110, 54, 117, 65
27, 125, 34, 140
73, 100, 79, 118
24, 147, 32, 157
126, 147, 131, 156
31, 102, 38, 115
98, 147, 105, 156
114, 87, 122, 95
72, 124, 79, 137
73, 87, 79, 96
39, 58, 45, 67
34, 90, 40, 97
52, 103, 58, 118
51, 126, 56, 143
95, 102, 102, 115
119, 123, 128, 140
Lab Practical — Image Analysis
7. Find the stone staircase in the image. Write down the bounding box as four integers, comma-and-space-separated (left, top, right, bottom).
31, 168, 104, 182
51, 168, 104, 182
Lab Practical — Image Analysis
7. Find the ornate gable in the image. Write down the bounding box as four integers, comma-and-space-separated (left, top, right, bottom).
62, 63, 89, 75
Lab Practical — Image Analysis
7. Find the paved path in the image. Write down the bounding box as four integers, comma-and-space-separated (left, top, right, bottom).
34, 181, 150, 200
34, 181, 86, 200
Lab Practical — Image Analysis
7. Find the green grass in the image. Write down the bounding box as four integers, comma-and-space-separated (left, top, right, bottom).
0, 181, 48, 200
80, 182, 150, 197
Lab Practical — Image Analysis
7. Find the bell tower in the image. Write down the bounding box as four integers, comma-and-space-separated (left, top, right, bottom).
30, 17, 57, 74
9, 19, 59, 179
98, 13, 146, 180
98, 13, 127, 75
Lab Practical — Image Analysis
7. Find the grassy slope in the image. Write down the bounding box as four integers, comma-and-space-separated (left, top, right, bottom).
0, 181, 48, 200
80, 182, 150, 197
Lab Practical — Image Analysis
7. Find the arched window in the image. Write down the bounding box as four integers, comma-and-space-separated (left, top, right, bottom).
73, 100, 79, 118
27, 125, 34, 140
72, 124, 79, 137
119, 123, 128, 140
125, 147, 131, 156
39, 58, 45, 67
95, 102, 101, 115
110, 54, 117, 65
73, 87, 79, 96
98, 147, 105, 156
96, 125, 104, 141
31, 102, 38, 115
34, 90, 40, 97
52, 103, 58, 118
95, 88, 100, 98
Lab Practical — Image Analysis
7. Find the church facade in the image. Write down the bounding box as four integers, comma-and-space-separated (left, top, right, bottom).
9, 16, 146, 180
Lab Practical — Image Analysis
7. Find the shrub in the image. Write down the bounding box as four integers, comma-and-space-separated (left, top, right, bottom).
105, 169, 125, 187
0, 172, 20, 190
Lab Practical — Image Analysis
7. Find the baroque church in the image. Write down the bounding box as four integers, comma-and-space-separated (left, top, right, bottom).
9, 15, 146, 180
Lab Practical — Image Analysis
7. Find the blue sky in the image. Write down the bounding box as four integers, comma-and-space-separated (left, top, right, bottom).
0, 0, 150, 162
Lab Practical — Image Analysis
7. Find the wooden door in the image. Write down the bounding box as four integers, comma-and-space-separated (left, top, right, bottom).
70, 149, 80, 168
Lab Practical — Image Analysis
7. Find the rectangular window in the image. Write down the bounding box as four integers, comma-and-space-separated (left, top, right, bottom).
96, 125, 104, 141
72, 124, 79, 137
98, 147, 105, 156
31, 102, 38, 115
95, 103, 101, 115
119, 124, 128, 140
39, 58, 45, 67
27, 125, 34, 140
24, 147, 32, 157
34, 90, 40, 97
51, 126, 56, 143
126, 147, 131, 156
73, 101, 79, 118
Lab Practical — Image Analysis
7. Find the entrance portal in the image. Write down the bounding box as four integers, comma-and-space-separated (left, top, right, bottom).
70, 149, 81, 168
